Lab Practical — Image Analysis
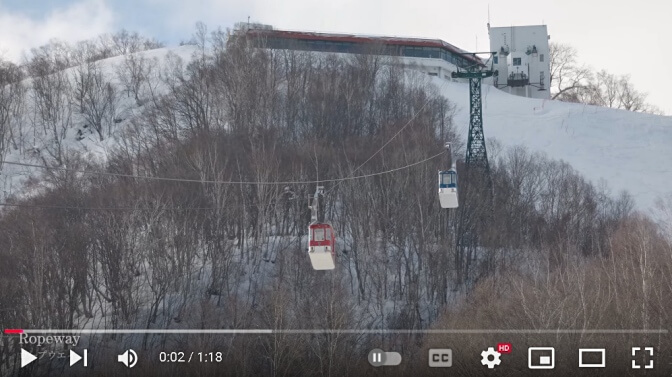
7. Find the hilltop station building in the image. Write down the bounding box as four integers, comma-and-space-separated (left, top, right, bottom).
235, 23, 551, 101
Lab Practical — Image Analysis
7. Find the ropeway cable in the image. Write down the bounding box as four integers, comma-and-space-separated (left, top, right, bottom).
0, 150, 445, 186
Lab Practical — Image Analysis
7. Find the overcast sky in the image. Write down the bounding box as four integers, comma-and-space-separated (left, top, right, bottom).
0, 0, 670, 114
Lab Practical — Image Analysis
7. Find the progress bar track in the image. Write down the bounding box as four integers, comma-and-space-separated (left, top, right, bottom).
5, 329, 669, 335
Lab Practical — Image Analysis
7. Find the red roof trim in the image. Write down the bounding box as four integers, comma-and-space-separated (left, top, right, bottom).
246, 29, 483, 66
309, 223, 333, 229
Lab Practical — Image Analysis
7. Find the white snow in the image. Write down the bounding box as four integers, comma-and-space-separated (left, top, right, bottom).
434, 78, 672, 213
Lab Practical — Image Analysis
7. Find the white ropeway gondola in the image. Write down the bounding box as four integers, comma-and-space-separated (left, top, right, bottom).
438, 168, 459, 208
438, 143, 458, 209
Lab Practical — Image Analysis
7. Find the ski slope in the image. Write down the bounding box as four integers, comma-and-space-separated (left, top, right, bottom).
435, 78, 672, 213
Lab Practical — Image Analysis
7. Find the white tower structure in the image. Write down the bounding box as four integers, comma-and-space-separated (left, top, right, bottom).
488, 25, 551, 99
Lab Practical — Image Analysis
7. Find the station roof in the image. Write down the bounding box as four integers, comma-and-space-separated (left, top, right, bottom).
241, 26, 485, 66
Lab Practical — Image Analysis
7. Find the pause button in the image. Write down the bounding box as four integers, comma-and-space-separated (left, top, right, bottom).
370, 349, 385, 366
368, 349, 402, 367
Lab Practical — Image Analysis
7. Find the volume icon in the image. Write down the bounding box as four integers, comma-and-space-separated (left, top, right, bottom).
118, 349, 138, 368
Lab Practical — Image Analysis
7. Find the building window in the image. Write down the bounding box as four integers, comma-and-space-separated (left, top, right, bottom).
513, 57, 521, 66
494, 56, 498, 64
428, 72, 438, 76
540, 54, 544, 62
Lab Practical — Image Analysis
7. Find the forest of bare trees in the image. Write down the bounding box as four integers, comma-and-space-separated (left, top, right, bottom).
1, 26, 671, 376
549, 42, 663, 114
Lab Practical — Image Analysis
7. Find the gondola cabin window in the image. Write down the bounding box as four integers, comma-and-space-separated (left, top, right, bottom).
441, 172, 455, 186
313, 228, 325, 241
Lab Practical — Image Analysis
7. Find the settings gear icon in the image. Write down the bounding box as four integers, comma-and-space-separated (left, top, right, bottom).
481, 347, 501, 369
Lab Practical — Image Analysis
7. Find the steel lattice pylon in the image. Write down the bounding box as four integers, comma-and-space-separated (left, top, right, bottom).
450, 55, 497, 288
466, 77, 489, 171
451, 66, 495, 173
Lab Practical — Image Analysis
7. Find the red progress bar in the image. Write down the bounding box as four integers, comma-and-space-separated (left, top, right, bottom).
4, 329, 23, 334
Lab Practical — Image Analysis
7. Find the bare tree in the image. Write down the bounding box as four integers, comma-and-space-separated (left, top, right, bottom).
111, 29, 142, 55
27, 56, 73, 164
617, 74, 646, 111
108, 29, 163, 56
0, 60, 25, 164
72, 61, 118, 141
550, 42, 662, 114
29, 40, 73, 72
591, 69, 619, 107
549, 42, 592, 101
116, 53, 156, 106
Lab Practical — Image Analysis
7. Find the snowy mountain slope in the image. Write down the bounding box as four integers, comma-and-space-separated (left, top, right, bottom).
2, 47, 670, 214
435, 78, 672, 212
0, 45, 199, 201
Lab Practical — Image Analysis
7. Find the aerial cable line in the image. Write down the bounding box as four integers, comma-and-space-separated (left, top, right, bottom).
0, 203, 243, 211
349, 80, 445, 176
0, 153, 444, 212
0, 151, 445, 186
0, 194, 316, 212
326, 79, 447, 195
1, 79, 447, 187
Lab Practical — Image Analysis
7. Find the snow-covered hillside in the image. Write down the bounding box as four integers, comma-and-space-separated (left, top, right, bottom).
0, 45, 199, 201
2, 47, 670, 213
435, 78, 672, 212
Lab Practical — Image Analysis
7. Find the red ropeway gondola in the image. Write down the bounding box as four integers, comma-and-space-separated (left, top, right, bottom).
308, 222, 336, 270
